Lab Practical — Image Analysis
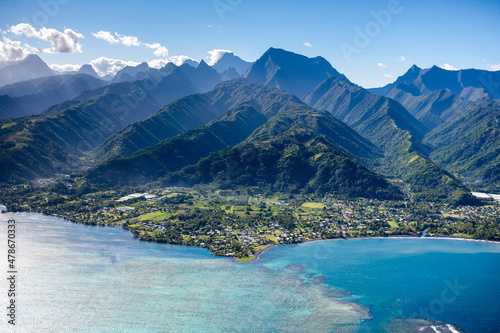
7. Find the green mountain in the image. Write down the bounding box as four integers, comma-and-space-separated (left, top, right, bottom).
93, 79, 304, 161
424, 104, 500, 193
386, 84, 476, 129
0, 91, 160, 183
0, 66, 215, 184
87, 91, 382, 191
0, 95, 26, 119
167, 128, 402, 200
86, 103, 268, 186
374, 65, 500, 192
304, 76, 474, 203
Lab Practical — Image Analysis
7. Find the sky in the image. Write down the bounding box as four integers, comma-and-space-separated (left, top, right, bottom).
0, 0, 499, 88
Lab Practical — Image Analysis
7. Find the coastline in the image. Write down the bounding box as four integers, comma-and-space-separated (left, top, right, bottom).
241, 234, 500, 263
3, 211, 500, 264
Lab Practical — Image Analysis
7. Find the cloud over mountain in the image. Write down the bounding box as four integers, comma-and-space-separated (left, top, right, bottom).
49, 63, 81, 72
486, 63, 500, 71
439, 63, 458, 71
90, 56, 140, 76
207, 49, 232, 66
148, 55, 196, 69
0, 36, 38, 62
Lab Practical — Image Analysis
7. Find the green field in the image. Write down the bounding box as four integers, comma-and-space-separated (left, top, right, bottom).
1, 122, 17, 129
387, 221, 398, 228
452, 233, 474, 239
264, 234, 277, 242
301, 202, 325, 209
138, 212, 171, 221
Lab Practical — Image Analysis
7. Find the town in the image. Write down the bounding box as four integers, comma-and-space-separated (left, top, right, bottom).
2, 183, 499, 261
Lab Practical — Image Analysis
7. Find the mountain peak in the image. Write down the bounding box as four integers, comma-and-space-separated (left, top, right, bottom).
212, 52, 252, 75
24, 54, 43, 62
77, 64, 100, 78
198, 59, 210, 68
245, 48, 342, 98
0, 54, 54, 87
219, 52, 236, 59
221, 67, 241, 81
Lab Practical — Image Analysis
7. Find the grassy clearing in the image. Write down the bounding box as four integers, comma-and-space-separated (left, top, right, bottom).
1, 122, 17, 129
387, 221, 398, 228
139, 212, 171, 221
264, 234, 277, 242
301, 202, 325, 209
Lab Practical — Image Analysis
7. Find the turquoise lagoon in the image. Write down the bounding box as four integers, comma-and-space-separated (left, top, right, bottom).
0, 212, 499, 332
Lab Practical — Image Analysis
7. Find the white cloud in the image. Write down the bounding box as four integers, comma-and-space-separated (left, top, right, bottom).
9, 23, 38, 38
383, 73, 394, 78
117, 34, 141, 47
148, 55, 197, 69
145, 43, 169, 58
92, 30, 169, 58
169, 55, 197, 66
304, 42, 313, 48
90, 57, 140, 76
92, 30, 140, 47
148, 58, 170, 69
396, 56, 406, 62
207, 49, 232, 66
486, 63, 500, 71
92, 31, 119, 44
10, 23, 83, 53
378, 62, 388, 68
0, 36, 40, 62
50, 63, 81, 73
439, 63, 458, 71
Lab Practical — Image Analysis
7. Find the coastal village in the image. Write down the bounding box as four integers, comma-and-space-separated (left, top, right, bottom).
2, 183, 499, 261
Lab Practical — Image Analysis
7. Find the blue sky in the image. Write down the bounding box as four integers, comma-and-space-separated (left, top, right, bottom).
0, 0, 499, 87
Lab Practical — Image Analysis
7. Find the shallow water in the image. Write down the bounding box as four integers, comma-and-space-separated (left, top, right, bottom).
0, 213, 499, 332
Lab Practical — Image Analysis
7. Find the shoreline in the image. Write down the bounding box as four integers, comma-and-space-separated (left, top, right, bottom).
3, 211, 500, 263
242, 234, 500, 263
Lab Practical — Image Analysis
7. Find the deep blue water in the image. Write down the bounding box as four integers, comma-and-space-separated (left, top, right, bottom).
0, 212, 499, 332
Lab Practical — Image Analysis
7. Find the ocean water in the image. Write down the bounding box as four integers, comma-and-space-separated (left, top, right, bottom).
0, 212, 499, 332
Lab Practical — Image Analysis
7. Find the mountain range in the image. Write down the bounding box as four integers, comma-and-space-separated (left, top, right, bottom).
1, 48, 499, 201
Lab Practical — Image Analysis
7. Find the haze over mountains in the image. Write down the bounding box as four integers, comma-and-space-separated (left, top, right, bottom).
1, 47, 499, 202
0, 54, 54, 87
